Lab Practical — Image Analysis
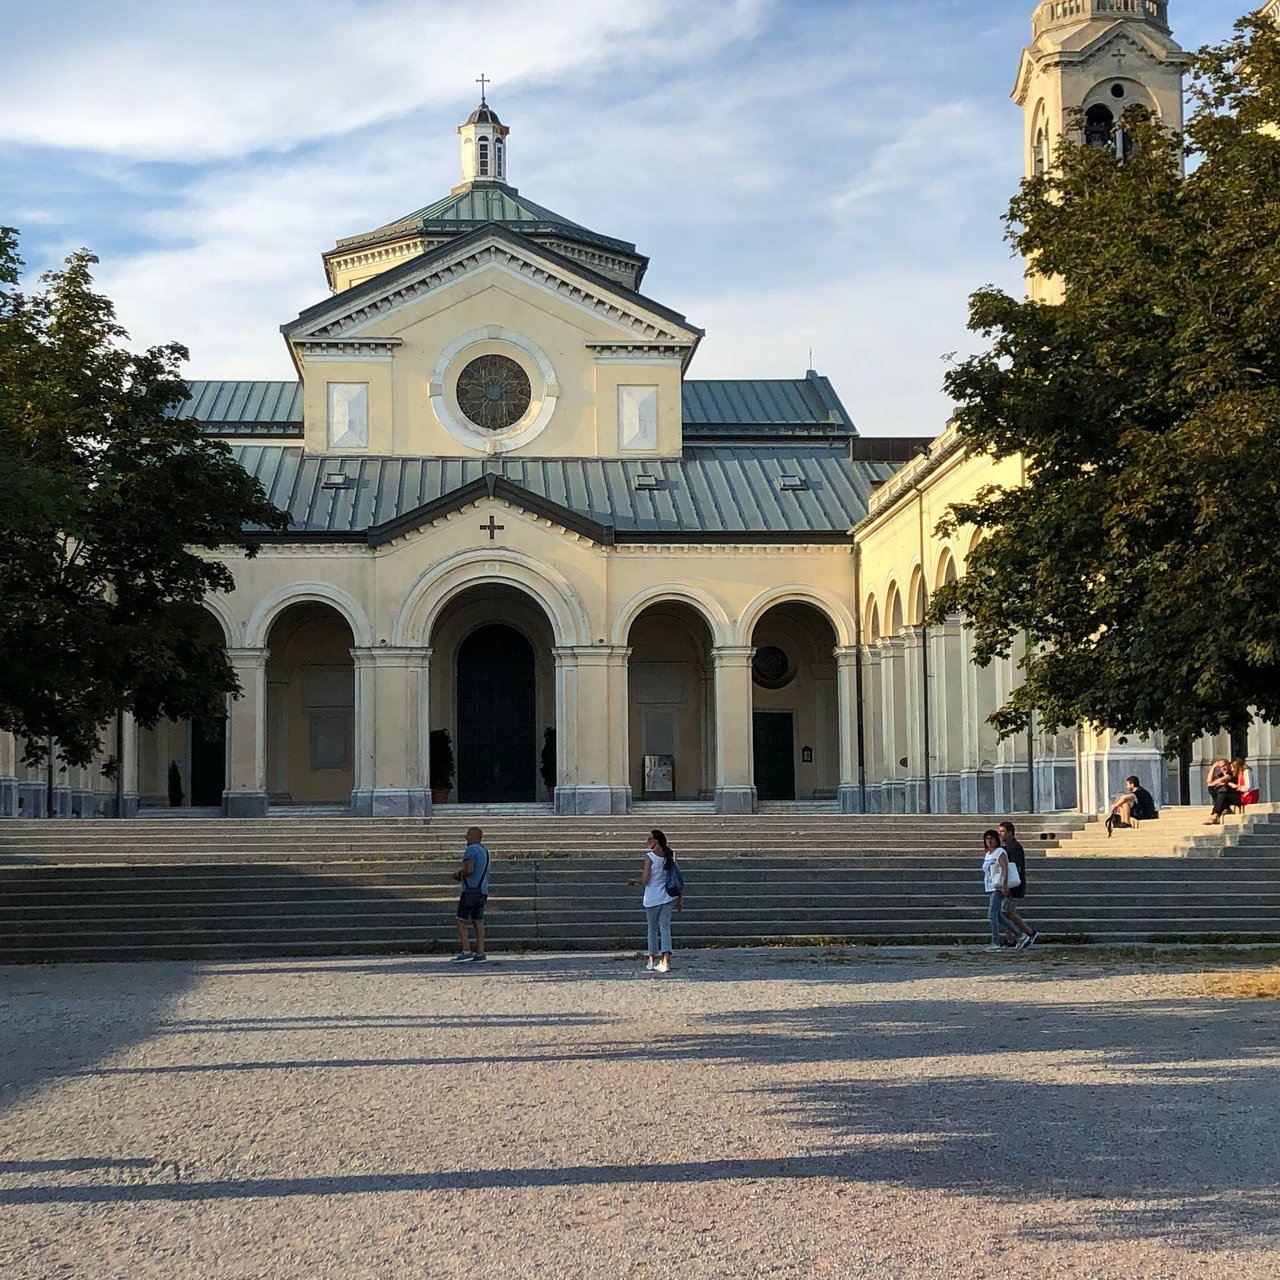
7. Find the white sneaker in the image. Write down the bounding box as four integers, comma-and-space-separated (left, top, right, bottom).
985, 944, 1004, 953
644, 958, 655, 971
656, 957, 669, 973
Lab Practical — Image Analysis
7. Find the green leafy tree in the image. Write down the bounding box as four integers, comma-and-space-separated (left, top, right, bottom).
0, 228, 290, 768
930, 13, 1280, 750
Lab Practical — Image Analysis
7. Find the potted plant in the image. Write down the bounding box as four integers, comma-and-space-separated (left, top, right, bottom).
540, 727, 556, 801
429, 728, 455, 804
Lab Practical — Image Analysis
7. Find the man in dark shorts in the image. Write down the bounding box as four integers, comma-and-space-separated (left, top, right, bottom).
451, 826, 490, 963
1105, 775, 1157, 835
997, 820, 1039, 948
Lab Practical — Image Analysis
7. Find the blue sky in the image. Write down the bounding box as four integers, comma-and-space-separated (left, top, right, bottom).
0, 0, 1253, 436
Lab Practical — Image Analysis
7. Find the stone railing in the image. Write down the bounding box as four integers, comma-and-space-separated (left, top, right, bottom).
1032, 0, 1168, 38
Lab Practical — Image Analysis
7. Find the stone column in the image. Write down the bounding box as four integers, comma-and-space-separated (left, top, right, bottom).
0, 732, 17, 817
223, 647, 269, 817
351, 647, 431, 816
880, 636, 907, 813
834, 646, 861, 813
553, 646, 630, 814
1079, 726, 1166, 814
712, 646, 756, 814
901, 627, 927, 813
104, 713, 139, 818
1250, 718, 1279, 804
861, 645, 885, 812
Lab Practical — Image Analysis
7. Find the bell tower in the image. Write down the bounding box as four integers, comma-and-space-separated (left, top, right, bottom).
1013, 2, 1190, 179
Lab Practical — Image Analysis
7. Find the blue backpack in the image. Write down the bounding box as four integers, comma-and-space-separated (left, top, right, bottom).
664, 859, 684, 898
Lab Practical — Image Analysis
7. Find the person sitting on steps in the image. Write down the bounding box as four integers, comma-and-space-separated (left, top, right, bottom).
1105, 776, 1158, 836
1206, 757, 1256, 825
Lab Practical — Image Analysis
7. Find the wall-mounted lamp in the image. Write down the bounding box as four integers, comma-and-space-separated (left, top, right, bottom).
801, 746, 814, 764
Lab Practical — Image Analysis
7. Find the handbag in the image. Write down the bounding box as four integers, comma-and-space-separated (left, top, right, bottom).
664, 859, 684, 898
1005, 862, 1021, 890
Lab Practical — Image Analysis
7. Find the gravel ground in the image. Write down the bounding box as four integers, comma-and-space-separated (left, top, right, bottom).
1, 945, 1278, 1280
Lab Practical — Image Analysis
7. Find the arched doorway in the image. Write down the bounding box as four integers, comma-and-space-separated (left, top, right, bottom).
137, 608, 228, 809
750, 602, 840, 802
626, 603, 716, 801
264, 602, 356, 805
456, 624, 537, 803
428, 585, 556, 805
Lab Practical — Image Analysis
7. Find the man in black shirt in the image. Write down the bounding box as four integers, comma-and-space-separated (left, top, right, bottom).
1105, 775, 1158, 836
997, 820, 1039, 948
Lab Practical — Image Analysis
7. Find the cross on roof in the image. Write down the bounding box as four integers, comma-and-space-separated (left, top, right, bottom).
476, 73, 490, 103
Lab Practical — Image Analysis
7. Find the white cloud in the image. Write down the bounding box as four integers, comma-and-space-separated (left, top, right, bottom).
0, 0, 767, 161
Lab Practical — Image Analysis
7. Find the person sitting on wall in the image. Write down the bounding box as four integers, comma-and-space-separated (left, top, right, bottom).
1105, 775, 1158, 836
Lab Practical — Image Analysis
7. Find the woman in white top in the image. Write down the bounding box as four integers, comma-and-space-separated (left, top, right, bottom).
626, 828, 679, 972
981, 828, 1032, 953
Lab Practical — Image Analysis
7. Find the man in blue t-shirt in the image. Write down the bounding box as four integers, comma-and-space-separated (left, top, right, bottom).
451, 826, 491, 963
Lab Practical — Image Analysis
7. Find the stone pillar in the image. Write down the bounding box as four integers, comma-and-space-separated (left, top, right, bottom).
553, 646, 630, 814
223, 647, 269, 817
930, 619, 965, 814
880, 636, 907, 813
834, 646, 861, 813
0, 732, 16, 817
901, 627, 927, 813
861, 644, 885, 812
1250, 718, 1279, 803
1079, 726, 1167, 814
351, 647, 432, 816
104, 713, 139, 818
712, 646, 756, 813
960, 628, 997, 813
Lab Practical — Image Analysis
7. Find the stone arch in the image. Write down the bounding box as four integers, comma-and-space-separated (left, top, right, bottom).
737, 585, 855, 650
907, 566, 927, 626
612, 584, 733, 649
200, 597, 241, 648
394, 548, 590, 648
934, 548, 958, 592
246, 582, 373, 650
863, 595, 880, 644
885, 582, 904, 637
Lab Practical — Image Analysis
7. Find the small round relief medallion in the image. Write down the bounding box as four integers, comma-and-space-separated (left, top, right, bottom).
456, 354, 532, 432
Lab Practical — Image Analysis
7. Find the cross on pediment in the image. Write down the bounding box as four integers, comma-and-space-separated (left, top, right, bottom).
480, 514, 504, 541
476, 73, 490, 103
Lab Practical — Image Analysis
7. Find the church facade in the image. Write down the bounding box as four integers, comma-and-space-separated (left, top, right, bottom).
2, 0, 1273, 819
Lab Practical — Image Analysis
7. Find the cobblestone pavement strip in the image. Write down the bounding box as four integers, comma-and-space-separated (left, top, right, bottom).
0, 947, 1278, 1279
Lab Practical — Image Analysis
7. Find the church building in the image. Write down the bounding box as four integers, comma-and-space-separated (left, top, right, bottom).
1, 0, 1273, 819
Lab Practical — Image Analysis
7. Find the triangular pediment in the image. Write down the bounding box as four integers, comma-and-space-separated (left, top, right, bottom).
367, 472, 614, 548
284, 224, 701, 357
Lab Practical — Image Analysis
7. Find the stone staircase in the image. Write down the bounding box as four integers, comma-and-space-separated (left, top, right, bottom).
1046, 804, 1280, 859
1, 809, 1277, 961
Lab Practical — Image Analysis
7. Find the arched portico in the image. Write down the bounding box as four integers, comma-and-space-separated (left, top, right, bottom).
625, 601, 717, 803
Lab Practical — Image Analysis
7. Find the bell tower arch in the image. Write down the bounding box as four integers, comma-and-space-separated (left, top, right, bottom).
1013, 2, 1190, 299
1013, 2, 1190, 176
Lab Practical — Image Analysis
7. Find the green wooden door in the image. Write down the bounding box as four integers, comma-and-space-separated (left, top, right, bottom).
753, 711, 796, 801
457, 624, 537, 803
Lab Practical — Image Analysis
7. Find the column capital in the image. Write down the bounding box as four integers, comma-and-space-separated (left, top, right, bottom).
225, 646, 268, 669
554, 644, 629, 664
833, 645, 860, 667
711, 645, 755, 667
350, 645, 432, 667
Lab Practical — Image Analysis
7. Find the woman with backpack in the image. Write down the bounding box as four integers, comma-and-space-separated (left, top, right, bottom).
626, 828, 682, 973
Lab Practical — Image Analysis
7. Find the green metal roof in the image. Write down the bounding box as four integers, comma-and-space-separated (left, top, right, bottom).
232, 444, 897, 541
682, 373, 855, 437
182, 372, 856, 442
172, 381, 303, 436
348, 182, 639, 258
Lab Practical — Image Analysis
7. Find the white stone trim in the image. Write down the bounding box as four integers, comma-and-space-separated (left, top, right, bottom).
736, 584, 857, 649
392, 546, 592, 648
244, 582, 374, 649
429, 326, 559, 454
609, 584, 733, 649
